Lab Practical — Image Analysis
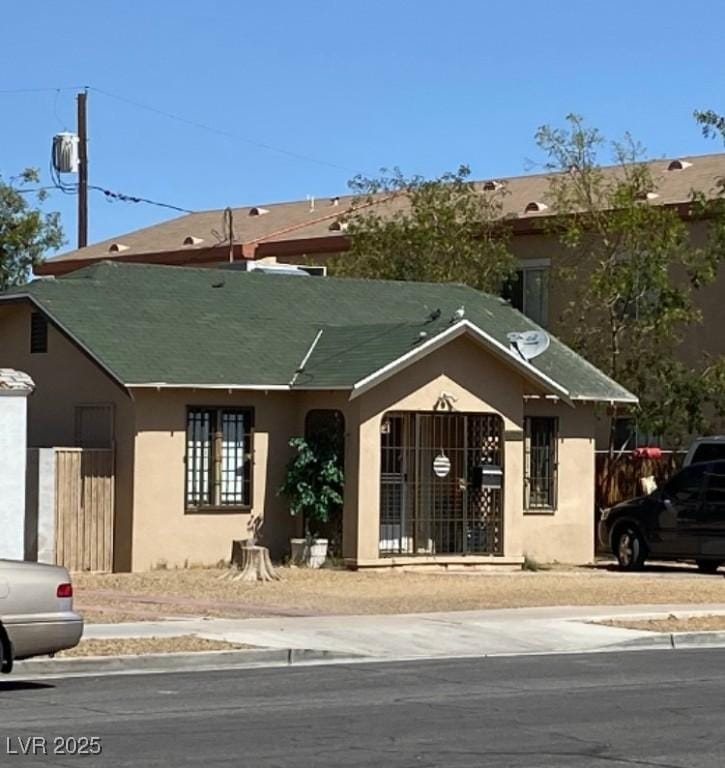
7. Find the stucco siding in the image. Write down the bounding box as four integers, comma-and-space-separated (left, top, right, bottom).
353, 335, 531, 564
0, 303, 135, 570
521, 400, 596, 563
130, 389, 301, 570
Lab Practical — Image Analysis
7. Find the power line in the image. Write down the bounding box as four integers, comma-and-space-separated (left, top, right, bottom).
20, 179, 193, 214
89, 185, 193, 213
0, 86, 88, 95
89, 86, 363, 174
3, 84, 364, 174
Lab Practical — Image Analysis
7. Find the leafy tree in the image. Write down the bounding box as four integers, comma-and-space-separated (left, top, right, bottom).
331, 165, 515, 292
278, 437, 344, 538
0, 169, 63, 290
536, 115, 725, 449
695, 109, 725, 141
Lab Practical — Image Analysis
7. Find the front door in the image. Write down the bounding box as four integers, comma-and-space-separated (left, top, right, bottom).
379, 412, 504, 556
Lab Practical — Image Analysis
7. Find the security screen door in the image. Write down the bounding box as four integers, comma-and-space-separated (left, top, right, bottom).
379, 412, 504, 556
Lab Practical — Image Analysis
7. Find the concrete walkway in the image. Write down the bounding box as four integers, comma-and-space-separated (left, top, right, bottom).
82, 603, 725, 659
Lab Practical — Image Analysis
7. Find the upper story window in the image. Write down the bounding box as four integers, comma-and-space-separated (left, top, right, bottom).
185, 407, 253, 511
30, 311, 48, 354
502, 261, 550, 327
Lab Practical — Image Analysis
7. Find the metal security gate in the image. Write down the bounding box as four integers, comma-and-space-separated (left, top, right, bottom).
379, 412, 503, 556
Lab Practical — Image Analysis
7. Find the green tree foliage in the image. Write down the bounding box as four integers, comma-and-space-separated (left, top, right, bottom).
278, 437, 344, 537
331, 165, 515, 292
0, 169, 63, 289
695, 109, 725, 141
536, 115, 725, 448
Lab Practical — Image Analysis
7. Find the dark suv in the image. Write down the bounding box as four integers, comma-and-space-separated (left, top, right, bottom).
599, 460, 725, 572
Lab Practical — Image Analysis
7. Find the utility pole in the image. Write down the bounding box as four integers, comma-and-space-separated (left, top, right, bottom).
77, 90, 88, 248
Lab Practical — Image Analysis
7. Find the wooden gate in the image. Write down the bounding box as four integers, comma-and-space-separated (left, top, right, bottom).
55, 448, 115, 572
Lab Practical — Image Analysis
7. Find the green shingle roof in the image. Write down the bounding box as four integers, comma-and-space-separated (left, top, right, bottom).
3, 261, 636, 402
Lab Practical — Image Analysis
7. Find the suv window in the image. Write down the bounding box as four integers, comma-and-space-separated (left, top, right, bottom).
664, 465, 707, 503
691, 443, 725, 464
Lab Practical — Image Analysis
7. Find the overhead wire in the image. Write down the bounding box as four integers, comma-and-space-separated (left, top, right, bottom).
5, 82, 364, 214
88, 86, 364, 174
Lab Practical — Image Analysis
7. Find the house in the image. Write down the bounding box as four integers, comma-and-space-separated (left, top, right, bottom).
0, 261, 635, 572
33, 154, 725, 448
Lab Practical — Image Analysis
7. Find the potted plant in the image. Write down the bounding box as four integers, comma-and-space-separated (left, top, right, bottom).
279, 436, 344, 568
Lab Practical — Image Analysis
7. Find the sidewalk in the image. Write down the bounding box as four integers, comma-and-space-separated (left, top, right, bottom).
81, 603, 725, 659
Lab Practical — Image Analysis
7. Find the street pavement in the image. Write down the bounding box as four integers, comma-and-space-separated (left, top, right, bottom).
82, 602, 725, 658
2, 649, 725, 767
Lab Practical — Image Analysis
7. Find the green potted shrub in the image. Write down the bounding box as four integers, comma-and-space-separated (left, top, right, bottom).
279, 437, 344, 567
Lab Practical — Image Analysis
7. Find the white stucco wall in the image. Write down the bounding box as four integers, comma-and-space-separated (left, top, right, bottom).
0, 390, 31, 560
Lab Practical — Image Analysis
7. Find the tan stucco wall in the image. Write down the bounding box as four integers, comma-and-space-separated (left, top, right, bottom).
521, 399, 596, 564
131, 389, 296, 570
130, 387, 358, 570
0, 303, 136, 570
352, 335, 531, 564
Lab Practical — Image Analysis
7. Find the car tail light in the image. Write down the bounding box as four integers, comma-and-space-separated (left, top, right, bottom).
57, 583, 73, 599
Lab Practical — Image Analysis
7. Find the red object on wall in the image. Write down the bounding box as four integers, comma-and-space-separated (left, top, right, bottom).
633, 447, 663, 459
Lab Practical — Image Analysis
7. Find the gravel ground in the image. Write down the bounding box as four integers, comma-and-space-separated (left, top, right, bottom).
58, 635, 256, 657
600, 614, 725, 633
72, 563, 725, 623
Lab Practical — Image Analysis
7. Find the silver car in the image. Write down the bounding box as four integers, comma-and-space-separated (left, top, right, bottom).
0, 560, 83, 673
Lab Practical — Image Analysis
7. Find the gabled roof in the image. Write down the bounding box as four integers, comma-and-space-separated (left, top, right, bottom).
1, 261, 636, 403
36, 152, 725, 275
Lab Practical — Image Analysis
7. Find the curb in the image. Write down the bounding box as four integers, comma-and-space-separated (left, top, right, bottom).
12, 647, 363, 678
604, 630, 725, 653
670, 630, 725, 649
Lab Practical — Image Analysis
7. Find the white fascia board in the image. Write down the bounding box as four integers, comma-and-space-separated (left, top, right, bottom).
128, 383, 352, 391
349, 319, 573, 405
570, 394, 639, 405
128, 383, 292, 390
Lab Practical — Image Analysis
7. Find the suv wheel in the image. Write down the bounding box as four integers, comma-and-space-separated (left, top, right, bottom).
696, 559, 722, 574
614, 525, 646, 570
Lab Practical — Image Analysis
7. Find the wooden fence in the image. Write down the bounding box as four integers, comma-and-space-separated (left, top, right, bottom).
595, 452, 684, 510
55, 448, 115, 572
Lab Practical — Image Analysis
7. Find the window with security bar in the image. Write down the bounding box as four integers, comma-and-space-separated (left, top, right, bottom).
185, 408, 253, 510
524, 416, 558, 510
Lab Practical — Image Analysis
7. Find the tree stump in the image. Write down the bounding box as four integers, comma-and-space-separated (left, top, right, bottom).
222, 539, 280, 582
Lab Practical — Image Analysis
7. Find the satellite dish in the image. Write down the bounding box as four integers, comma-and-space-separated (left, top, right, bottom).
507, 330, 550, 360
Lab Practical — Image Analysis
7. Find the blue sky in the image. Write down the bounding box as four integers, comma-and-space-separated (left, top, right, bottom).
2, 0, 724, 253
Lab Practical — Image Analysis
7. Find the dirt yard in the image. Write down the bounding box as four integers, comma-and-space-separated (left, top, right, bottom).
72, 563, 725, 623
599, 614, 725, 633
59, 636, 255, 657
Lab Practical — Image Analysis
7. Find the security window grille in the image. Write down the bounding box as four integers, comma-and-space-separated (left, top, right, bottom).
524, 417, 558, 510
30, 312, 48, 354
185, 408, 252, 510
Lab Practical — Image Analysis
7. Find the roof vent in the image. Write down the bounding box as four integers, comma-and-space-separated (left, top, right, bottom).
635, 191, 660, 201
330, 196, 340, 206
524, 201, 548, 214
108, 243, 130, 253
667, 159, 693, 171
183, 236, 204, 246
482, 180, 504, 191
329, 220, 349, 232
249, 207, 269, 216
